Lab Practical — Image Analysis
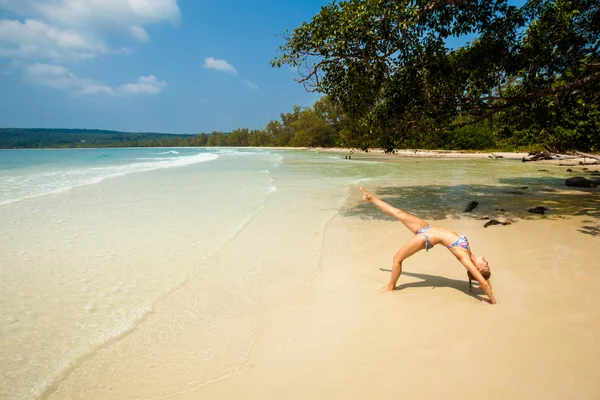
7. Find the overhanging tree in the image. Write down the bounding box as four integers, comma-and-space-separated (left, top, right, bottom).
272, 0, 600, 151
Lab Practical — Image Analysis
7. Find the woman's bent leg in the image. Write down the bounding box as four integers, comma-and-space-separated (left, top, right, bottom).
381, 235, 426, 292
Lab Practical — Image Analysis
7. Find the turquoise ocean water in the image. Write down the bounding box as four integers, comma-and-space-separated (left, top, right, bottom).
0, 148, 596, 399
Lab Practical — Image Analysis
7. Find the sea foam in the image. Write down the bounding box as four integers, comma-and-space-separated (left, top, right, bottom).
0, 152, 218, 206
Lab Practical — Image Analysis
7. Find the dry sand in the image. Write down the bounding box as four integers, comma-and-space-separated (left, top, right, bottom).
194, 191, 600, 400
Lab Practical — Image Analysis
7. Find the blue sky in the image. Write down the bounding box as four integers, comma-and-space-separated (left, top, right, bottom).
0, 1, 524, 134
0, 0, 328, 133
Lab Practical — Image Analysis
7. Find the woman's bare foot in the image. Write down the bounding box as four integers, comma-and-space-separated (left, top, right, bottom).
357, 185, 372, 202
379, 284, 394, 293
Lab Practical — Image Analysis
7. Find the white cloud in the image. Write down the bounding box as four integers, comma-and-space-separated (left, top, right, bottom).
0, 0, 180, 29
129, 26, 149, 43
23, 63, 115, 94
0, 0, 181, 62
243, 80, 258, 90
204, 57, 237, 74
23, 63, 167, 96
0, 19, 108, 62
1, 2, 178, 97
118, 75, 166, 94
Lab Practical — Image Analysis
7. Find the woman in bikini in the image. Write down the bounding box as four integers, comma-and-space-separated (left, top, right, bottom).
358, 185, 497, 304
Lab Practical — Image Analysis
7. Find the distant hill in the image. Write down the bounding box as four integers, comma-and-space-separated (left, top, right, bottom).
0, 128, 197, 149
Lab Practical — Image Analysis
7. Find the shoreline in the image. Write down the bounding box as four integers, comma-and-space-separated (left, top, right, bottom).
3, 145, 598, 166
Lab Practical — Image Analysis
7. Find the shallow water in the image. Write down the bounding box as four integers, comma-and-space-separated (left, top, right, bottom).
0, 148, 597, 399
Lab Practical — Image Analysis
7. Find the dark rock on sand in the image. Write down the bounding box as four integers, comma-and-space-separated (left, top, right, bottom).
566, 168, 573, 172
565, 177, 598, 188
528, 206, 548, 215
464, 201, 478, 212
484, 220, 512, 228
480, 217, 490, 220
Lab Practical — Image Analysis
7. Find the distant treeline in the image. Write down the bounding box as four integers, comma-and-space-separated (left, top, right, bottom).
0, 128, 196, 149
2, 95, 598, 151
0, 98, 516, 151
0, 98, 348, 149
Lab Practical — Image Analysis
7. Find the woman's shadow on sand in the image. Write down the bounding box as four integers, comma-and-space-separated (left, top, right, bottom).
379, 269, 488, 302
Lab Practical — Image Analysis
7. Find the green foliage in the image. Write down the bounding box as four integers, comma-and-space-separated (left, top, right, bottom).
290, 109, 336, 147
445, 121, 496, 150
206, 131, 228, 146
227, 128, 250, 146
272, 0, 600, 152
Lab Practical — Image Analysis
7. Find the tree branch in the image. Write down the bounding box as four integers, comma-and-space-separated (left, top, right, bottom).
293, 0, 467, 89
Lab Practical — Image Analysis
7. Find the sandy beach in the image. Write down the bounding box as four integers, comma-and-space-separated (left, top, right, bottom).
46, 203, 600, 400
2, 148, 599, 400
313, 147, 600, 166
36, 150, 599, 400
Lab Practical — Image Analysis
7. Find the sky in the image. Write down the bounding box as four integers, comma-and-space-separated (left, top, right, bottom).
0, 0, 329, 133
0, 0, 525, 134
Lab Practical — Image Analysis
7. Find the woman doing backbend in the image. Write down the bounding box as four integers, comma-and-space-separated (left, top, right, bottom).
358, 185, 497, 304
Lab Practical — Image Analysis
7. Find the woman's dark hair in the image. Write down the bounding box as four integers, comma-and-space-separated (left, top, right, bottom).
467, 270, 491, 292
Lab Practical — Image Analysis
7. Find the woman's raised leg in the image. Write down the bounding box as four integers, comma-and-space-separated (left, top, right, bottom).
358, 185, 428, 234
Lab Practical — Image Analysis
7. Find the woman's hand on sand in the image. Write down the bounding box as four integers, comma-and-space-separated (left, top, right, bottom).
358, 185, 372, 202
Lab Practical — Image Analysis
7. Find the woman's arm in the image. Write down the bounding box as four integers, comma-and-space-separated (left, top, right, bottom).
458, 254, 497, 304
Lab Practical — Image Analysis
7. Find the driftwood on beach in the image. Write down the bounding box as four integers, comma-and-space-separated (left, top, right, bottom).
575, 151, 600, 161
523, 150, 600, 163
522, 151, 577, 162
